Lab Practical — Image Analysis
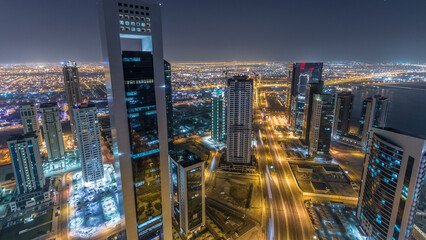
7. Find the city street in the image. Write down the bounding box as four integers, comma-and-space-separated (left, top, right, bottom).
255, 108, 314, 240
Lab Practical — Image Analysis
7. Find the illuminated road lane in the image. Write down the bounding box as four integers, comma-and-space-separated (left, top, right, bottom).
255, 108, 314, 240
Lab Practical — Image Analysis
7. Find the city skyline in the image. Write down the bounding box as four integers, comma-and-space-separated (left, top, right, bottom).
1, 0, 426, 63
1, 1, 426, 240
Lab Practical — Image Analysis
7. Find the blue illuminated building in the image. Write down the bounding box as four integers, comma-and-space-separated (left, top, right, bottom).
99, 1, 172, 239
357, 127, 426, 240
7, 133, 45, 194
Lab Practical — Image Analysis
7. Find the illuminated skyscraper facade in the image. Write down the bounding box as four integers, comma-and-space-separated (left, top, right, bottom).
7, 133, 45, 194
301, 83, 323, 144
40, 102, 65, 160
332, 92, 354, 138
308, 94, 334, 156
73, 103, 104, 183
359, 95, 390, 149
226, 76, 253, 164
357, 128, 426, 240
19, 103, 42, 146
211, 88, 226, 143
288, 62, 323, 136
171, 151, 205, 237
98, 1, 172, 239
63, 61, 82, 141
164, 60, 174, 152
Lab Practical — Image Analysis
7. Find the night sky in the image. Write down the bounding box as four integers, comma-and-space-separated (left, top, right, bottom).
1, 0, 426, 63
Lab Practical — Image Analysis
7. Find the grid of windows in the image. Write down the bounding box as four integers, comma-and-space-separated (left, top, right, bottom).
118, 2, 151, 32
360, 134, 403, 240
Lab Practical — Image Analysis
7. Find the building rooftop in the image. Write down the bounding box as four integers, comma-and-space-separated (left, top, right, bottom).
174, 149, 204, 168
374, 127, 426, 141
39, 102, 58, 108
7, 132, 39, 142
73, 102, 96, 109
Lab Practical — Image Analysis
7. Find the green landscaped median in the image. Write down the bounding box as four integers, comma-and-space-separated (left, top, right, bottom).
0, 209, 53, 240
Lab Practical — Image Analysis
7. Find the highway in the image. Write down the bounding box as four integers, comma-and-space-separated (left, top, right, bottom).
255, 94, 314, 240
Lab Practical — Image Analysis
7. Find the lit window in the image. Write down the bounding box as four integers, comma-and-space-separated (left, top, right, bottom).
136, 22, 140, 26
131, 27, 136, 31
141, 23, 146, 27
137, 28, 141, 32
125, 21, 130, 25
131, 22, 135, 26
120, 20, 124, 25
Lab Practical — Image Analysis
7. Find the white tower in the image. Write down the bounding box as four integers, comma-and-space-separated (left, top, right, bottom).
73, 103, 104, 183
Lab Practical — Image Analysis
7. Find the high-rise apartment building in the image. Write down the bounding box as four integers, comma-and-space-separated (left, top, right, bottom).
73, 103, 104, 183
40, 102, 65, 160
211, 88, 226, 143
288, 62, 323, 136
98, 1, 172, 238
332, 92, 354, 138
226, 76, 253, 164
7, 133, 45, 194
63, 61, 82, 141
357, 128, 426, 240
359, 95, 390, 149
19, 103, 42, 146
301, 83, 323, 144
308, 94, 334, 156
171, 150, 205, 237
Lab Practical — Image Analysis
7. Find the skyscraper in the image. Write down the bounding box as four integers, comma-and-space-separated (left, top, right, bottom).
171, 150, 205, 237
357, 128, 426, 240
332, 92, 354, 138
73, 103, 104, 183
19, 103, 42, 146
63, 61, 82, 141
98, 1, 172, 238
288, 62, 323, 136
301, 82, 323, 144
40, 102, 65, 160
164, 60, 174, 153
308, 94, 334, 157
226, 76, 253, 164
211, 88, 226, 143
359, 95, 390, 149
7, 133, 45, 194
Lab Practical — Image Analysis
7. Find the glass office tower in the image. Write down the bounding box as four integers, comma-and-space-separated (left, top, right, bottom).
98, 1, 172, 239
332, 92, 354, 138
288, 62, 323, 136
